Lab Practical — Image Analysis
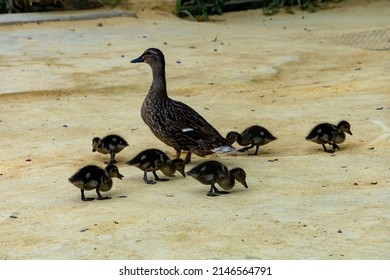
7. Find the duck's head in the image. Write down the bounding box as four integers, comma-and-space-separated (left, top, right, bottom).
106, 165, 124, 180
172, 159, 186, 177
337, 120, 352, 135
230, 168, 248, 188
226, 131, 240, 144
92, 137, 101, 152
131, 48, 165, 66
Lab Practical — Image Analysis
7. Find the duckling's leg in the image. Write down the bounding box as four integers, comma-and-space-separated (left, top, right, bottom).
105, 151, 117, 165
96, 188, 111, 200
207, 184, 229, 196
253, 145, 260, 155
81, 190, 94, 201
238, 144, 257, 155
153, 171, 169, 182
207, 184, 219, 196
322, 144, 334, 153
143, 170, 156, 184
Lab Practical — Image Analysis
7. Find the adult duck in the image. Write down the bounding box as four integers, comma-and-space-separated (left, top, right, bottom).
131, 48, 235, 163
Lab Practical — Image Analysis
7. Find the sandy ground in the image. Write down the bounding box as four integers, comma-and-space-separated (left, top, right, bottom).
0, 0, 389, 260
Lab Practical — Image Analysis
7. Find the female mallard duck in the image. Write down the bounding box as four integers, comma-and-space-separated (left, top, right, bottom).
92, 134, 129, 164
126, 148, 186, 184
226, 125, 277, 155
305, 120, 352, 153
131, 48, 235, 164
186, 160, 248, 196
69, 164, 124, 201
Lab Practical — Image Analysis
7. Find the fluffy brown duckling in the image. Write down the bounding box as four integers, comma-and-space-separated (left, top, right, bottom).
226, 125, 277, 155
186, 160, 248, 196
305, 120, 352, 153
131, 48, 235, 164
92, 134, 129, 164
126, 148, 186, 184
68, 164, 123, 201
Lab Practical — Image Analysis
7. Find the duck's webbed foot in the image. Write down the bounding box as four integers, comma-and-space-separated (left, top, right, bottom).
239, 144, 258, 155
332, 143, 340, 151
153, 171, 169, 182
96, 189, 111, 200
97, 196, 111, 200
249, 145, 260, 155
105, 153, 117, 164
143, 171, 156, 184
207, 185, 229, 196
81, 190, 94, 201
322, 144, 335, 153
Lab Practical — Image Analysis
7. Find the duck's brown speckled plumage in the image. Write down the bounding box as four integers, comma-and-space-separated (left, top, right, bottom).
131, 48, 235, 163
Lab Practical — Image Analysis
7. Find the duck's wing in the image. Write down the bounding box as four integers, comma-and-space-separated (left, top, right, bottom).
102, 135, 128, 151
187, 161, 227, 182
165, 99, 233, 151
306, 123, 336, 142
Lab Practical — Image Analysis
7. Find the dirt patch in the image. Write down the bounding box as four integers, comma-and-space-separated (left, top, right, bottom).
0, 0, 389, 259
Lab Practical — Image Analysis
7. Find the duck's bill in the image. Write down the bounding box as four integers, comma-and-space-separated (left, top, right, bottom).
131, 56, 144, 63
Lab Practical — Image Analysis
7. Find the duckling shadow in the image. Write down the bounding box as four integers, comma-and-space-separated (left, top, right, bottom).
234, 149, 276, 157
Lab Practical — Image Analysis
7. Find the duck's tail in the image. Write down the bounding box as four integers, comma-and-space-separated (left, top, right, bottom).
211, 145, 237, 154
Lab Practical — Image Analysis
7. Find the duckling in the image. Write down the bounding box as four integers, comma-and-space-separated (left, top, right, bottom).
226, 125, 277, 155
126, 148, 186, 184
186, 160, 248, 196
305, 120, 352, 153
92, 134, 129, 164
68, 164, 124, 201
131, 48, 235, 164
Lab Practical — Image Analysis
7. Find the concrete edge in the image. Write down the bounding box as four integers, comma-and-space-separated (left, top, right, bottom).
0, 9, 137, 25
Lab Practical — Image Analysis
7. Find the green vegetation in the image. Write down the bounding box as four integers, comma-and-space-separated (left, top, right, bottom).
175, 0, 342, 21
102, 0, 122, 6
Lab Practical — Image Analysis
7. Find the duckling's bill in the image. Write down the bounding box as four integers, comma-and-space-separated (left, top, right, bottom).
131, 56, 144, 63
